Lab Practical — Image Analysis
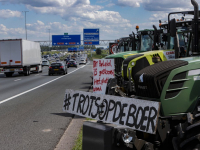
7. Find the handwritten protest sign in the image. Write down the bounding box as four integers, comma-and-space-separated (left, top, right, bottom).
63, 89, 160, 134
93, 59, 114, 95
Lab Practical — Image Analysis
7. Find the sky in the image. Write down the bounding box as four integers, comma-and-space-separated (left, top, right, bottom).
0, 0, 198, 45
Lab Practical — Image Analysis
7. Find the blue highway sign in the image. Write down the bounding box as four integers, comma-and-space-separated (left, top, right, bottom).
68, 47, 77, 52
83, 28, 99, 45
78, 46, 84, 51
52, 35, 81, 46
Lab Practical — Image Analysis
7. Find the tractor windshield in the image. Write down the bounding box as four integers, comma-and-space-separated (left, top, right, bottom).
178, 33, 188, 48
140, 34, 154, 51
159, 33, 174, 50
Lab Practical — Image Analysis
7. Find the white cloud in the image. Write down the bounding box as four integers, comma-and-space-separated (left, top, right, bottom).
117, 0, 141, 7
97, 0, 109, 3
0, 24, 25, 38
149, 12, 168, 21
0, 19, 134, 42
106, 3, 115, 7
1, 0, 66, 7
0, 9, 22, 18
112, 0, 200, 12
0, 0, 133, 42
2, 0, 130, 25
143, 0, 199, 11
23, 0, 130, 26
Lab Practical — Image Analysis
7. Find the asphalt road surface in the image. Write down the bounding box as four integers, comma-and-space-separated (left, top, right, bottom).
0, 61, 92, 150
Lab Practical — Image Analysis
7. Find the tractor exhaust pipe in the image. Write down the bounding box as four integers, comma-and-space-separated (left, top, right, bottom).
131, 32, 136, 50
191, 0, 199, 54
191, 0, 199, 19
153, 25, 158, 31
153, 25, 158, 50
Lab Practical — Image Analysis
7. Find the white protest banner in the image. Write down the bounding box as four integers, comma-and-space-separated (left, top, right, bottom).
63, 89, 160, 134
93, 59, 114, 95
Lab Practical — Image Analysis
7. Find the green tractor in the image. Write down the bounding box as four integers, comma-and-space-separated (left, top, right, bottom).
109, 35, 138, 55
82, 1, 200, 150
106, 21, 189, 97
106, 26, 174, 96
131, 0, 200, 149
106, 28, 162, 76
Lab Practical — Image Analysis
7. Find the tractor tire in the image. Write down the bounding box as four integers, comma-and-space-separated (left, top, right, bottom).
179, 122, 200, 150
105, 78, 117, 95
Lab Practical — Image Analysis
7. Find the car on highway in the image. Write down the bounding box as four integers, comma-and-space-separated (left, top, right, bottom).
48, 62, 67, 75
64, 58, 70, 64
67, 60, 77, 68
79, 57, 87, 65
43, 55, 49, 60
42, 60, 50, 67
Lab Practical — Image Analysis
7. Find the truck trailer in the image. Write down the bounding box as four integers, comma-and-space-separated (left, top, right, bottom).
0, 39, 42, 77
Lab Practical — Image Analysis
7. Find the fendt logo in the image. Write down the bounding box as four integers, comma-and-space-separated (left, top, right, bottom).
139, 73, 144, 83
166, 51, 175, 55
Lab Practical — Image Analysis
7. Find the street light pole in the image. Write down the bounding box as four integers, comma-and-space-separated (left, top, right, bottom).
22, 11, 29, 40
48, 29, 50, 51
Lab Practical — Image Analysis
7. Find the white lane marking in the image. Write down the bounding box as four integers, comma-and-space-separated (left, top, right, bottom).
14, 79, 21, 82
0, 62, 90, 105
35, 74, 40, 76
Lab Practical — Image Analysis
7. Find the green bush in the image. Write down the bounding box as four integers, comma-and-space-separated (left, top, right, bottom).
96, 48, 102, 55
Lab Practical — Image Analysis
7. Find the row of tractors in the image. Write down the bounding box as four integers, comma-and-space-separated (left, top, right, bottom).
83, 0, 200, 149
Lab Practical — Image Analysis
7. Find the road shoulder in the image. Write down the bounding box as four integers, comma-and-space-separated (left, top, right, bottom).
54, 115, 85, 150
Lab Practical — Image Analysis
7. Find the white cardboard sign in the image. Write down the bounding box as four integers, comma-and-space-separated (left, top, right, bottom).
63, 89, 160, 134
93, 59, 114, 95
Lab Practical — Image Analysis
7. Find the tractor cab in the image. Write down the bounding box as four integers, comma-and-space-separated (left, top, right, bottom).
159, 18, 192, 58
137, 29, 155, 51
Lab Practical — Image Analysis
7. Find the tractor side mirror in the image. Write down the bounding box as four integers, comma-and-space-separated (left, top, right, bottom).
170, 18, 176, 37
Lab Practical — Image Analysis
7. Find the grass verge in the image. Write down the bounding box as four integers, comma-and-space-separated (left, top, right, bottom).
87, 50, 109, 61
72, 127, 83, 150
72, 118, 95, 150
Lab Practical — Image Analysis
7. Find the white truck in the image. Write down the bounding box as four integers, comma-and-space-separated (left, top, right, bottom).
81, 53, 88, 63
0, 39, 42, 77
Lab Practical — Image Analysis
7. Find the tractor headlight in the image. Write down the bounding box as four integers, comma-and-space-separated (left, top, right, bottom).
122, 133, 133, 144
163, 29, 167, 33
131, 62, 135, 66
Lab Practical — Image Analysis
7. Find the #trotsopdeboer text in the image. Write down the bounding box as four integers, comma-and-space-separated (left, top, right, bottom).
63, 90, 160, 134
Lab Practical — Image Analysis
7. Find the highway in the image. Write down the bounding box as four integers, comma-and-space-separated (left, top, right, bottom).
0, 61, 92, 150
